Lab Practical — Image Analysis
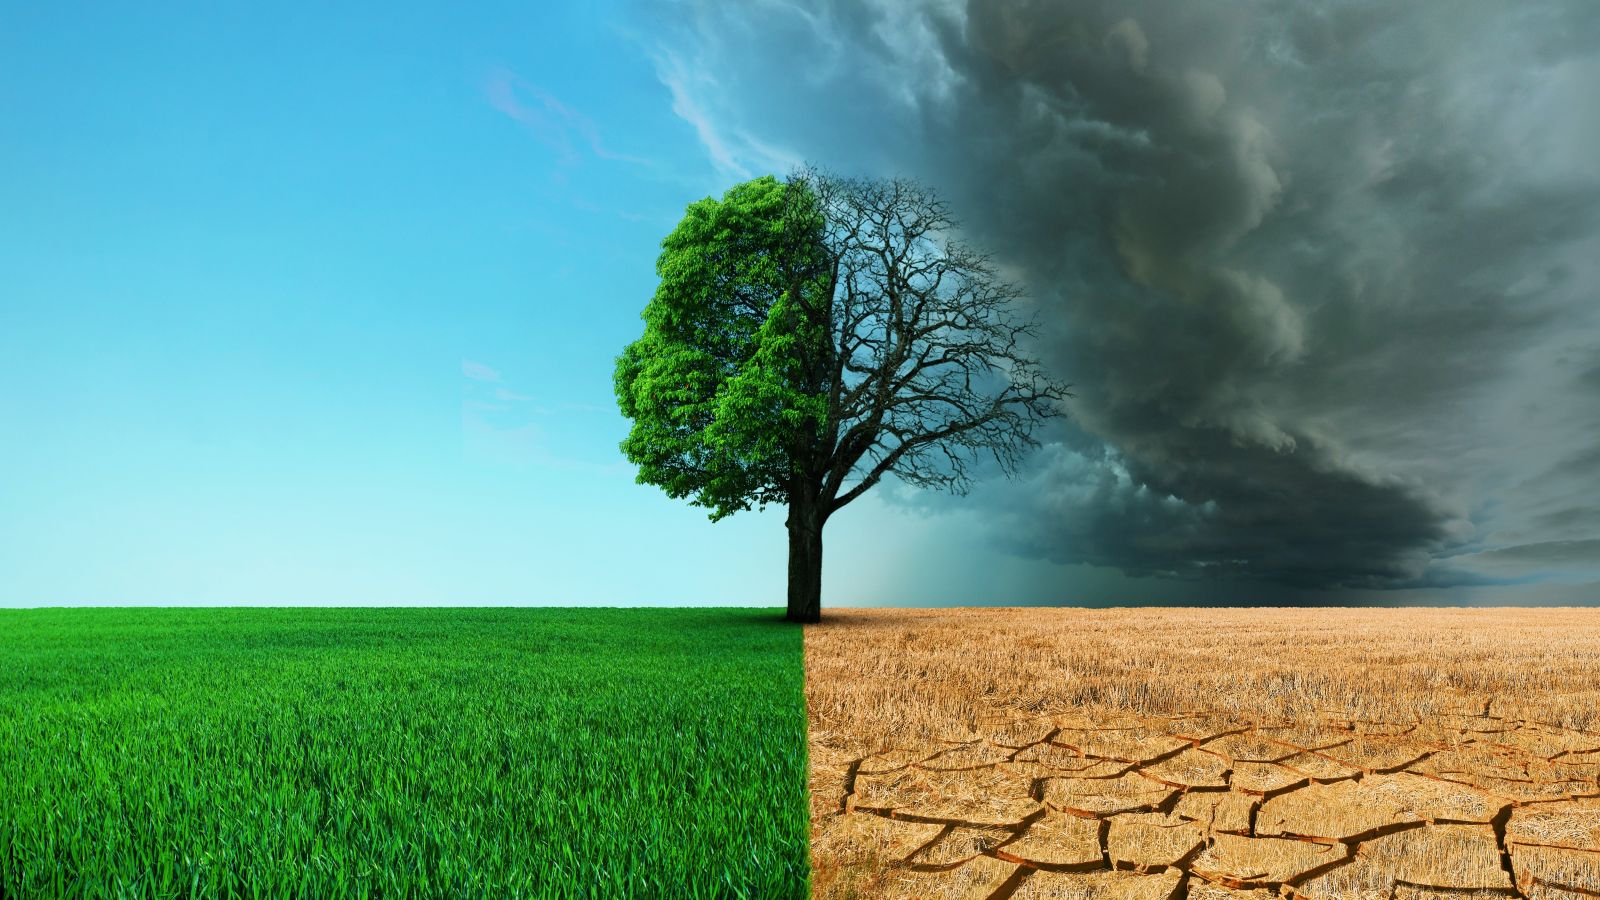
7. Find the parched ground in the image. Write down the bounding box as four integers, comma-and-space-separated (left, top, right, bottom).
805, 608, 1600, 899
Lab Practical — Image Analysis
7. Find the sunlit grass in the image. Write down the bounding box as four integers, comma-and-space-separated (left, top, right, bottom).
0, 607, 809, 898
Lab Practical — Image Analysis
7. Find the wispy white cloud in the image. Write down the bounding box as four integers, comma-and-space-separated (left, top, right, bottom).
651, 50, 799, 181
461, 359, 501, 382
483, 67, 651, 167
654, 52, 748, 179
461, 359, 615, 471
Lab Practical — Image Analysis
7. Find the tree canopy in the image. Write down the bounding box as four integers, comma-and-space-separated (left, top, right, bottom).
615, 170, 1068, 621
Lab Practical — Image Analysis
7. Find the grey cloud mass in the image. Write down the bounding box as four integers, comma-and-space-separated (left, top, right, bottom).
645, 0, 1600, 594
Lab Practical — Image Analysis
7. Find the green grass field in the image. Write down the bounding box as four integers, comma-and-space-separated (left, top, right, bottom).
0, 608, 809, 898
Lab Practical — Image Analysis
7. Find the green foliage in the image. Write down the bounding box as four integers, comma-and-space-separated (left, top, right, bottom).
0, 608, 809, 899
615, 176, 831, 521
707, 293, 830, 477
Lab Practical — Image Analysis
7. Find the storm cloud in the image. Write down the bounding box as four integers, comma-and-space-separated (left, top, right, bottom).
643, 0, 1600, 592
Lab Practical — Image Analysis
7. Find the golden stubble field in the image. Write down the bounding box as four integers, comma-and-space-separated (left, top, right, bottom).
804, 608, 1600, 900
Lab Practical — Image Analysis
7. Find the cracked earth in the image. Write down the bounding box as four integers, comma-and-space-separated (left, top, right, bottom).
806, 609, 1600, 899
813, 708, 1600, 898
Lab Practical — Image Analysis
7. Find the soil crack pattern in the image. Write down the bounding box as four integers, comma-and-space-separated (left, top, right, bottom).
812, 712, 1600, 899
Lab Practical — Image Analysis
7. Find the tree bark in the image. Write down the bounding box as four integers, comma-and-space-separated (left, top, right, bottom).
785, 501, 824, 623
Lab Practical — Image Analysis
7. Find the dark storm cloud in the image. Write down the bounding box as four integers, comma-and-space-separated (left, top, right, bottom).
1470, 540, 1600, 567
644, 0, 1600, 591
1581, 363, 1600, 392
1445, 539, 1600, 588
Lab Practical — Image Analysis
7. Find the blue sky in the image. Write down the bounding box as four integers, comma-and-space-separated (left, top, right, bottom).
0, 1, 1070, 606
5, 2, 1597, 607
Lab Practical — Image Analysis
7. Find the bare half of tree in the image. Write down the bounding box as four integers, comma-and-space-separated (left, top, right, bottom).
783, 170, 1070, 621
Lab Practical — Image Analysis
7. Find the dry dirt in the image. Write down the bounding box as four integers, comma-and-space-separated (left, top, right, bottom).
805, 608, 1600, 899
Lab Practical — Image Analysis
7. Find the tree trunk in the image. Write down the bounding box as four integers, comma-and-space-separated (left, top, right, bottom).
785, 501, 824, 623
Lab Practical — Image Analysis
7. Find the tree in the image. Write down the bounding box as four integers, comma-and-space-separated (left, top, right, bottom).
614, 171, 1068, 622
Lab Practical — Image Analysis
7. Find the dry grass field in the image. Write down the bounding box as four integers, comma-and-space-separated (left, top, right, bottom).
805, 608, 1600, 900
